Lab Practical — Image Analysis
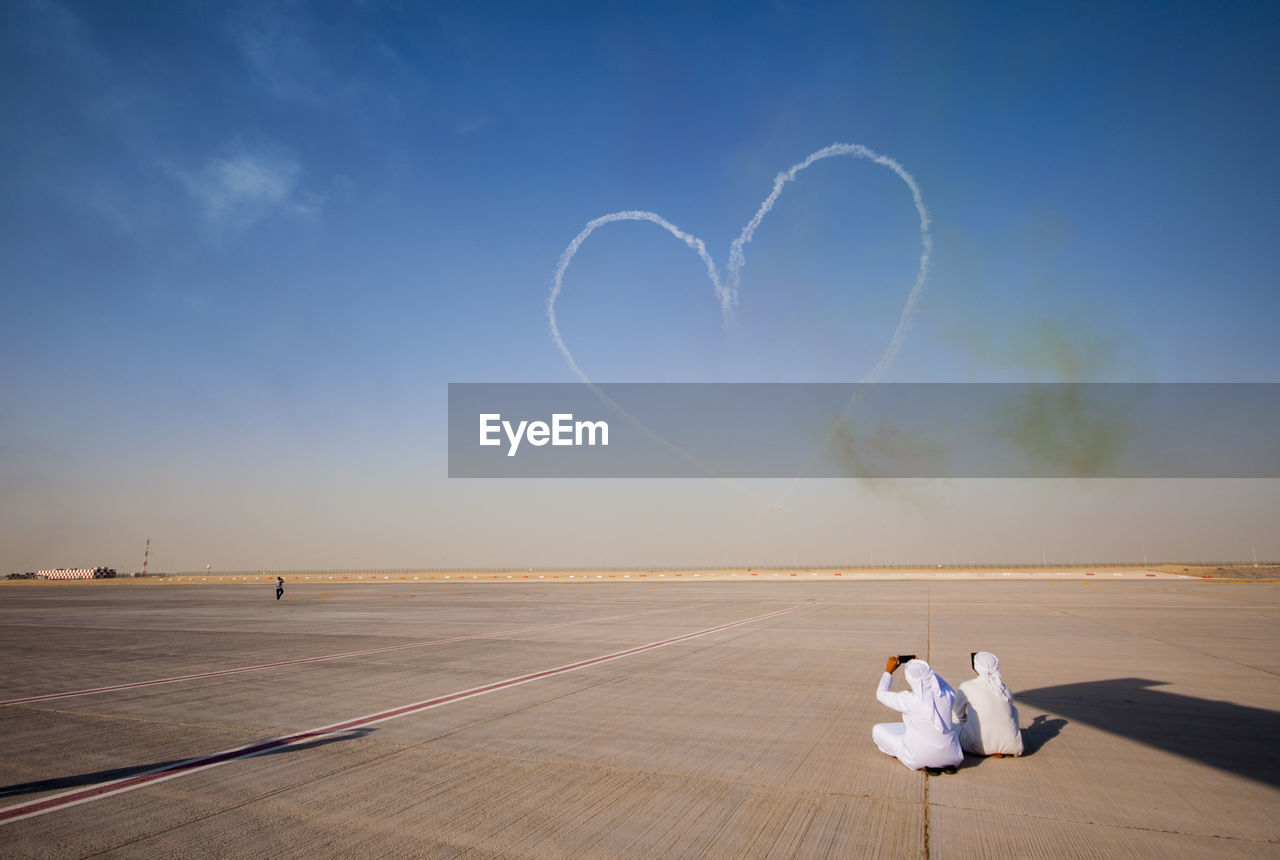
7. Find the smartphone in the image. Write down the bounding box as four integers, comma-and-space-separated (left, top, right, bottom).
971, 652, 977, 670
897, 654, 916, 664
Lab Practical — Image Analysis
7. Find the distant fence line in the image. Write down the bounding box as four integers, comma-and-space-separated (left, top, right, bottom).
156, 559, 1276, 578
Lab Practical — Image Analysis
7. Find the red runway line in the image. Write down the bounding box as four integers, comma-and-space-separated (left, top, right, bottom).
0, 602, 809, 825
0, 605, 686, 708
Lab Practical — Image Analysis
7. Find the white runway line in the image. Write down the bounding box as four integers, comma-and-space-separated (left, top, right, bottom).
0, 602, 811, 825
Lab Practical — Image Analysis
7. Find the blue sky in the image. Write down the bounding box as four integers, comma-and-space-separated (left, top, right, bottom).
3, 0, 1278, 572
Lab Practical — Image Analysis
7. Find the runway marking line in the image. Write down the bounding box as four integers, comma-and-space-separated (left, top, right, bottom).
0, 602, 808, 825
0, 606, 688, 708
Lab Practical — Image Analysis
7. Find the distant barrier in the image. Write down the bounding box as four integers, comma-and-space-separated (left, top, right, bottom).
10, 562, 1274, 582
160, 560, 1276, 578
35, 568, 117, 580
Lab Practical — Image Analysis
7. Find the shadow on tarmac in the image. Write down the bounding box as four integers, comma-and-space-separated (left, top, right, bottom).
0, 728, 375, 799
1016, 678, 1280, 788
1018, 713, 1066, 755
952, 715, 1065, 771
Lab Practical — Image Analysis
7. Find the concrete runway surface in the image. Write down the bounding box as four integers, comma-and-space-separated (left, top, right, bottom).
1, 579, 1277, 858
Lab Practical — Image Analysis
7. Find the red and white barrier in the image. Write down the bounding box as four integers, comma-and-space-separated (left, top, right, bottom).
36, 568, 116, 579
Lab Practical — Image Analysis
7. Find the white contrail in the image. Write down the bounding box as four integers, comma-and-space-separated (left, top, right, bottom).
548, 143, 930, 386
548, 210, 724, 384
545, 211, 767, 497
544, 144, 932, 502
727, 142, 932, 384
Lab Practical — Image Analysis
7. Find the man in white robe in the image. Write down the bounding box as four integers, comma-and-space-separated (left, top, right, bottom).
952, 651, 1024, 757
873, 657, 964, 771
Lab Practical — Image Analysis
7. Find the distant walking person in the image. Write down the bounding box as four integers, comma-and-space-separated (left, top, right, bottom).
953, 651, 1024, 757
873, 657, 964, 772
275, 576, 285, 600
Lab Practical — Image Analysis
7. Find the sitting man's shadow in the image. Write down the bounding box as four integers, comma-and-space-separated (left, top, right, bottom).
1020, 714, 1066, 755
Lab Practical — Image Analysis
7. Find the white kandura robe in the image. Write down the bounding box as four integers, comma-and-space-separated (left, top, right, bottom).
952, 677, 1024, 756
873, 671, 964, 770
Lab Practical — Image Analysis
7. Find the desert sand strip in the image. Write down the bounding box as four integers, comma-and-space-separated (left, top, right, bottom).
0, 602, 810, 825
0, 604, 687, 708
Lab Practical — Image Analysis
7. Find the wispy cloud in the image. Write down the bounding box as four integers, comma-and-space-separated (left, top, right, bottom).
233, 1, 327, 106
456, 115, 498, 137
179, 150, 321, 231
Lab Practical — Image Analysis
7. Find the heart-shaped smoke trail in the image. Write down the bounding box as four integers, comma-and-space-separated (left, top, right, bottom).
548, 143, 932, 385
543, 144, 933, 504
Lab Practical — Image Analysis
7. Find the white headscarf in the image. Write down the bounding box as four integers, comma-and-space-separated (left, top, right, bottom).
904, 659, 948, 732
973, 651, 1012, 703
